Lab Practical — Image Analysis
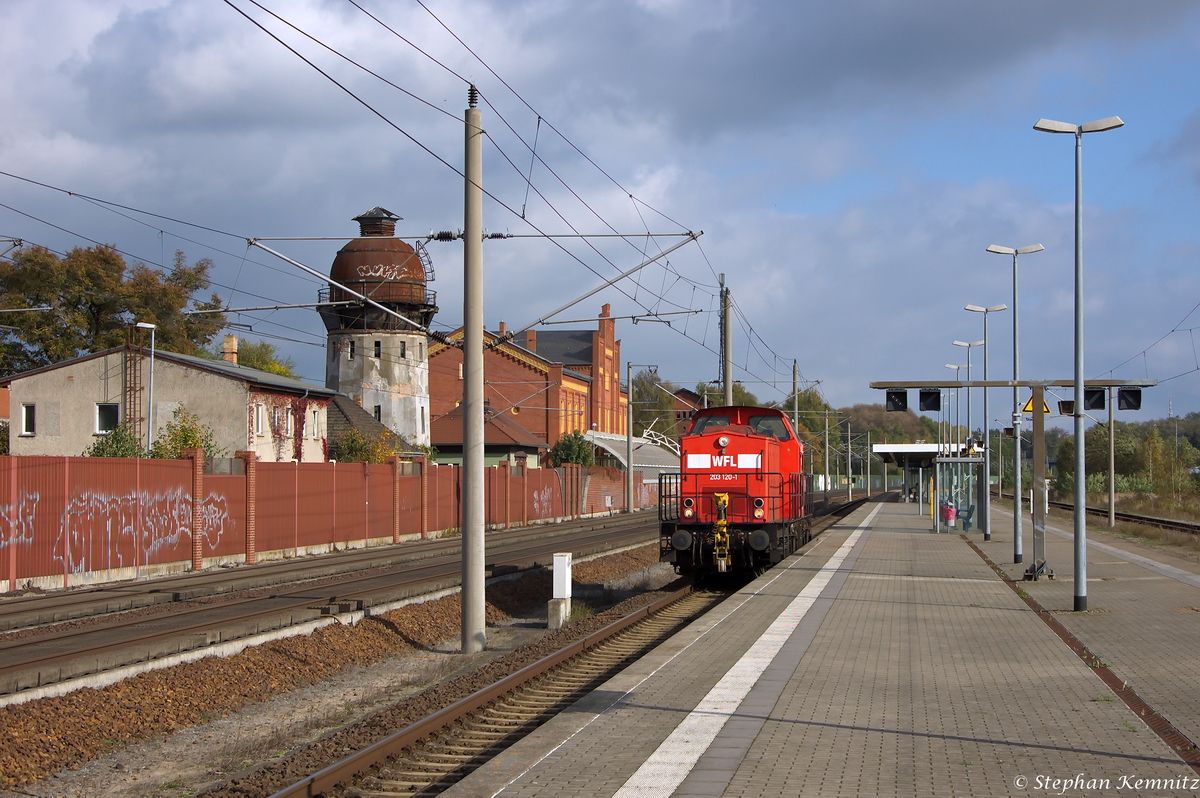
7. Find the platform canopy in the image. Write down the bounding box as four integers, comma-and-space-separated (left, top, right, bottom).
872, 443, 963, 469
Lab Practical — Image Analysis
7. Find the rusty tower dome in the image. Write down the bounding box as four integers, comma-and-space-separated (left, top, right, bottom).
319, 206, 437, 332
319, 207, 437, 446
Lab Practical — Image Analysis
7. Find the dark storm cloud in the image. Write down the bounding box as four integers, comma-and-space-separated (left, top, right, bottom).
506, 0, 1194, 138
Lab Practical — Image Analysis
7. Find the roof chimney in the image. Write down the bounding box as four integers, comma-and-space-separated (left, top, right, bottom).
223, 334, 238, 364
524, 330, 536, 353
352, 206, 401, 237
498, 320, 507, 335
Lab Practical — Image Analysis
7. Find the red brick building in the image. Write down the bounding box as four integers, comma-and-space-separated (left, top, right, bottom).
428, 305, 626, 458
671, 387, 704, 437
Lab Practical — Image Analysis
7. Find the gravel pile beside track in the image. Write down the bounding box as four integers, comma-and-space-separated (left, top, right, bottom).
0, 545, 667, 793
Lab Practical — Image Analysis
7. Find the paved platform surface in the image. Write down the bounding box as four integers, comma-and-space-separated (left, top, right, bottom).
444, 499, 1200, 798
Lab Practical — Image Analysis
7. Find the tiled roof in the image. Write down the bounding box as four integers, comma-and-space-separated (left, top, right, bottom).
0, 344, 337, 397
326, 395, 421, 455
431, 404, 548, 450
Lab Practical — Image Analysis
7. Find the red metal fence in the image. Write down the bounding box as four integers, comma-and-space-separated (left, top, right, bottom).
0, 454, 654, 591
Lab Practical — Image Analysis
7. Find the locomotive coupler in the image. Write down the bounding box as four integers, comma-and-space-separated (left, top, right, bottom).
713, 492, 731, 573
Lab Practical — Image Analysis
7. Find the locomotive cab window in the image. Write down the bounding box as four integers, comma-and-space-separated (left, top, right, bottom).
688, 415, 731, 435
748, 415, 791, 441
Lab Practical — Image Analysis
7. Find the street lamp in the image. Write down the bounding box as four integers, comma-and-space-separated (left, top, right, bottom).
944, 364, 966, 453
965, 304, 1007, 541
986, 243, 1044, 563
1035, 114, 1124, 612
135, 322, 156, 449
626, 362, 657, 513
952, 340, 984, 440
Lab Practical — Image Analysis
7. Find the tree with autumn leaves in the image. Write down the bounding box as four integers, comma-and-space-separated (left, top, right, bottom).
0, 244, 226, 376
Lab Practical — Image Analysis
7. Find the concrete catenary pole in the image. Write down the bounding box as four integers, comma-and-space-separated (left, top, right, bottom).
626, 361, 633, 514
792, 361, 799, 432
721, 275, 733, 407
462, 86, 486, 654
1109, 387, 1116, 527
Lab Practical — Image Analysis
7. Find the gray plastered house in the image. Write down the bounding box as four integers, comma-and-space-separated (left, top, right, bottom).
1, 344, 338, 461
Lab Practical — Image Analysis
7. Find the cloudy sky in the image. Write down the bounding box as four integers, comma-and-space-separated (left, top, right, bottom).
4, 0, 1200, 431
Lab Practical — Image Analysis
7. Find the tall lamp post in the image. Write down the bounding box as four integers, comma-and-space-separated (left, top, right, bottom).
135, 322, 156, 449
986, 243, 1043, 562
965, 304, 1007, 540
1035, 114, 1124, 612
952, 340, 984, 443
944, 364, 966, 452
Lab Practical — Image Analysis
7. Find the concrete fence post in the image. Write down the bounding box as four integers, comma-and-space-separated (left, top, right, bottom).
501, 460, 511, 529
387, 456, 401, 545
235, 450, 258, 564
183, 448, 205, 571
419, 456, 429, 539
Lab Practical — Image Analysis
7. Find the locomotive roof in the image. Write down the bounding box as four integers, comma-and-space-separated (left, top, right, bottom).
691, 406, 788, 416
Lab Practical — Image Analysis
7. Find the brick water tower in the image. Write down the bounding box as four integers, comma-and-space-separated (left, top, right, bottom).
318, 207, 438, 446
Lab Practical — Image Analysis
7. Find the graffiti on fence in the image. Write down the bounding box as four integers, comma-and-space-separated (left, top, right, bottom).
0, 488, 231, 574
531, 485, 554, 518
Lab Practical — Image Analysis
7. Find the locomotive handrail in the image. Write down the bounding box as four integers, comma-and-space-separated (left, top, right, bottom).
659, 471, 802, 524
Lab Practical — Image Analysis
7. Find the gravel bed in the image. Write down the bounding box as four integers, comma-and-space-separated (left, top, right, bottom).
0, 545, 676, 797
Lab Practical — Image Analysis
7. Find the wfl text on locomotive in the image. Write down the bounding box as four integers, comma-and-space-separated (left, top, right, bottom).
659, 406, 814, 578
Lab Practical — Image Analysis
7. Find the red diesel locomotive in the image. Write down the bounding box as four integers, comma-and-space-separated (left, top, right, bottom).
659, 406, 813, 578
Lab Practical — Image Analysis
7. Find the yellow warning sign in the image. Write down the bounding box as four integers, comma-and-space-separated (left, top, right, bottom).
1020, 396, 1051, 414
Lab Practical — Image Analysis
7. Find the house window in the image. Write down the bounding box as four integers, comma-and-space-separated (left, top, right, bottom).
96, 403, 119, 434
349, 340, 355, 360
311, 409, 320, 440
20, 404, 35, 436
254, 404, 265, 436
419, 342, 424, 360
373, 405, 382, 422
458, 362, 463, 380
374, 340, 381, 358
400, 341, 407, 359
421, 408, 426, 434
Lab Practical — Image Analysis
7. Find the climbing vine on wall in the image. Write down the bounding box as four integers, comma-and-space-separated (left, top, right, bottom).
248, 392, 331, 461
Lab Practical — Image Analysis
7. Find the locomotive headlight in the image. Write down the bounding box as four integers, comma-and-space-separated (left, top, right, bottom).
716, 435, 730, 448
683, 508, 694, 518
682, 497, 695, 508
753, 498, 765, 508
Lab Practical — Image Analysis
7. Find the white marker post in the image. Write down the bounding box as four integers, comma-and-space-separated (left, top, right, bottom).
548, 552, 572, 630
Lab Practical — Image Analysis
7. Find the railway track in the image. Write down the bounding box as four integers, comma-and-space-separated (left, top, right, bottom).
0, 513, 654, 632
256, 496, 879, 798
268, 585, 717, 798
994, 490, 1200, 535
0, 516, 658, 701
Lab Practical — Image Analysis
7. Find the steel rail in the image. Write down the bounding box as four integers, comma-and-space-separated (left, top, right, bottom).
269, 585, 695, 798
994, 490, 1200, 535
0, 521, 657, 656
0, 523, 657, 694
0, 514, 654, 631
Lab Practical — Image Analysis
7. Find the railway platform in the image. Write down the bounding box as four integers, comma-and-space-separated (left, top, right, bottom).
443, 498, 1200, 797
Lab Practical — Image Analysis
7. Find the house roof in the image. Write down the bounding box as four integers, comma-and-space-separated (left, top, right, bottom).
673, 388, 703, 410
327, 395, 421, 456
431, 404, 548, 450
0, 344, 338, 398
434, 329, 592, 383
